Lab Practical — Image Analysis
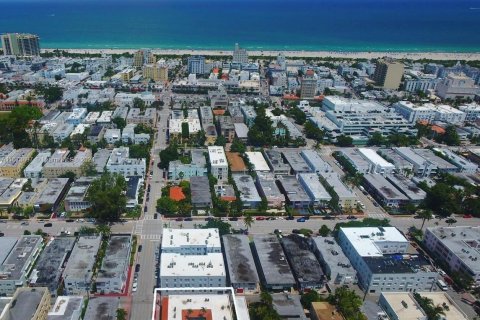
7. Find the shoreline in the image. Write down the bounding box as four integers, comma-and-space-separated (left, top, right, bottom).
42, 48, 480, 61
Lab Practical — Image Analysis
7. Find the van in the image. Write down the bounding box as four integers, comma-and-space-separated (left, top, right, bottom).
437, 279, 448, 291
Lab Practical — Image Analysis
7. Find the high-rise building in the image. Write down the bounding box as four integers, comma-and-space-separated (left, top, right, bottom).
300, 69, 317, 99
372, 58, 404, 90
232, 43, 248, 64
143, 62, 168, 82
1, 33, 40, 57
133, 49, 156, 68
187, 55, 205, 74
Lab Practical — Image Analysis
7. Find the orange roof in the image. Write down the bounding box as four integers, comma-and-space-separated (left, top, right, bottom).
283, 94, 300, 100
431, 125, 445, 134
314, 95, 325, 101
212, 109, 225, 115
161, 297, 169, 320
212, 67, 219, 74
418, 120, 430, 126
226, 152, 246, 172
220, 195, 237, 202
169, 186, 186, 201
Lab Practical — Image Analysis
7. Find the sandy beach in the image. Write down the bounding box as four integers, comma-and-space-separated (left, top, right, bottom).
42, 48, 480, 61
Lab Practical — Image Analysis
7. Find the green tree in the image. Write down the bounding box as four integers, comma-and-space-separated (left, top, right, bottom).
203, 219, 231, 236
59, 171, 76, 180
23, 230, 32, 235
243, 213, 254, 230
248, 107, 275, 147
417, 209, 433, 231
367, 132, 385, 146
159, 144, 179, 169
215, 135, 227, 147
230, 138, 247, 153
424, 183, 460, 217
301, 290, 322, 308
436, 125, 460, 146
156, 197, 178, 215
319, 225, 331, 237
116, 308, 127, 320
413, 293, 446, 320
86, 173, 127, 222
133, 97, 146, 110
304, 120, 324, 141
332, 287, 364, 320
112, 117, 126, 130
181, 122, 190, 139
336, 135, 353, 147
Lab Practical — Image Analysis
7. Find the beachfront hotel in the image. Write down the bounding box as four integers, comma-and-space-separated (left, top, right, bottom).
1, 33, 40, 57
372, 58, 404, 90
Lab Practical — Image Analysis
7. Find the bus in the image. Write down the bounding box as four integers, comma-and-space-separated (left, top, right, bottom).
437, 279, 448, 291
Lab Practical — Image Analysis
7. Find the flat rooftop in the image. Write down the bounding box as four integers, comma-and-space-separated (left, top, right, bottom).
364, 174, 408, 201
393, 147, 429, 167
318, 172, 357, 200
340, 148, 370, 171
222, 235, 259, 284
340, 227, 408, 257
161, 228, 221, 250
364, 254, 434, 274
300, 149, 333, 174
264, 149, 291, 172
160, 253, 226, 277
0, 237, 18, 266
83, 296, 119, 320
252, 235, 295, 286
0, 235, 42, 281
281, 235, 324, 284
413, 149, 457, 170
385, 174, 426, 201
34, 178, 69, 206
208, 146, 227, 167
426, 226, 480, 275
378, 148, 414, 169
271, 293, 307, 320
6, 287, 48, 320
30, 237, 76, 292
232, 174, 261, 203
281, 150, 311, 173
190, 176, 212, 205
298, 173, 332, 201
312, 237, 355, 275
311, 302, 343, 320
419, 292, 468, 320
48, 295, 84, 320
97, 235, 131, 280
256, 174, 284, 199
277, 175, 310, 203
92, 149, 112, 173
245, 152, 270, 171
380, 292, 426, 320
63, 236, 101, 281
162, 294, 234, 320
358, 148, 395, 169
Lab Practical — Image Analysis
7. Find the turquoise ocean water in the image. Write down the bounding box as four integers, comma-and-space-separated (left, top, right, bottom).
0, 0, 479, 52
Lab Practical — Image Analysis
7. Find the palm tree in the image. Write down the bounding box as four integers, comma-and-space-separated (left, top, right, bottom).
243, 213, 254, 231
96, 224, 111, 237
417, 209, 433, 231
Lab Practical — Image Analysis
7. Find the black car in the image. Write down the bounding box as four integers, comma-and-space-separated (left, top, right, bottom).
291, 229, 300, 234
135, 264, 140, 272
286, 216, 295, 220
138, 245, 143, 252
175, 217, 183, 222
154, 213, 158, 219
0, 232, 4, 237
65, 219, 74, 222
144, 206, 148, 212
303, 215, 310, 220
44, 223, 53, 227
445, 218, 457, 224
205, 217, 214, 221
323, 215, 334, 220
347, 215, 357, 220
184, 217, 193, 221
229, 217, 238, 221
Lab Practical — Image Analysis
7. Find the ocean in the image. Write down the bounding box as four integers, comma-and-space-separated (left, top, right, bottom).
0, 0, 480, 52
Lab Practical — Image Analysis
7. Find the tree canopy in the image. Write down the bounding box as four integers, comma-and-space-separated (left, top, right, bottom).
304, 120, 324, 141
86, 173, 127, 222
159, 144, 179, 169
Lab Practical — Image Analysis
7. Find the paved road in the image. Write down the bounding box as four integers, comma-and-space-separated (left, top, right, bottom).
130, 91, 170, 320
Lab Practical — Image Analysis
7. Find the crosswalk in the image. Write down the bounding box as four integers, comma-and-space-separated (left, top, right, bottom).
140, 234, 162, 240
134, 220, 144, 235
367, 213, 388, 218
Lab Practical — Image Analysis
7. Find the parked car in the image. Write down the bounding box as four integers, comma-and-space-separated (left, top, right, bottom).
297, 217, 306, 222
138, 245, 143, 252
205, 217, 214, 221
184, 217, 193, 221
323, 215, 334, 220
286, 216, 295, 220
154, 213, 158, 219
21, 221, 29, 226
135, 264, 140, 272
256, 217, 265, 221
229, 217, 238, 221
0, 232, 4, 237
65, 219, 74, 222
463, 214, 473, 219
347, 215, 357, 220
445, 218, 457, 224
175, 217, 183, 222
44, 223, 52, 227
291, 229, 300, 234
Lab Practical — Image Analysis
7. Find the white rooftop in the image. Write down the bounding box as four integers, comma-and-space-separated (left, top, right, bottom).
161, 228, 221, 249
160, 253, 225, 277
420, 292, 468, 320
208, 146, 227, 168
358, 148, 395, 169
380, 292, 426, 320
340, 227, 408, 257
245, 152, 270, 172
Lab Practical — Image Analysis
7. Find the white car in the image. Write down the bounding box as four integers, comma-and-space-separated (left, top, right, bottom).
132, 283, 138, 292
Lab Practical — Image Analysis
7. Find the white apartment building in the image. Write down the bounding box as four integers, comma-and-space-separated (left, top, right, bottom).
436, 73, 479, 100
104, 129, 121, 144
338, 227, 437, 293
394, 101, 435, 123
106, 147, 146, 177
23, 151, 51, 179
459, 103, 480, 122
208, 146, 228, 181
437, 148, 478, 174
358, 148, 395, 175
66, 108, 88, 125
52, 123, 75, 142
429, 104, 466, 125
114, 92, 156, 107
424, 227, 480, 285
160, 229, 225, 291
